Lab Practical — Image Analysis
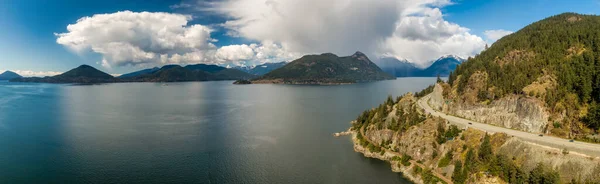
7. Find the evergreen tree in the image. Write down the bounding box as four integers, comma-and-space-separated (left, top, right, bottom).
479, 133, 493, 162
452, 160, 466, 184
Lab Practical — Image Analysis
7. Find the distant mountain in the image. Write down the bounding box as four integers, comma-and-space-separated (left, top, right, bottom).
184, 64, 227, 73
234, 62, 287, 76
118, 67, 159, 78
375, 57, 420, 77
420, 55, 464, 77
0, 71, 22, 80
120, 64, 256, 82
12, 63, 256, 84
376, 55, 465, 77
252, 51, 395, 84
11, 65, 116, 83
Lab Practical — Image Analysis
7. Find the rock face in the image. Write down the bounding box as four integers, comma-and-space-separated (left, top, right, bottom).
429, 84, 444, 111
430, 80, 550, 134
497, 138, 600, 182
450, 95, 549, 133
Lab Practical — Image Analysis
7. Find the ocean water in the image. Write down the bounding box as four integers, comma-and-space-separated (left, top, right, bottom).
0, 78, 436, 183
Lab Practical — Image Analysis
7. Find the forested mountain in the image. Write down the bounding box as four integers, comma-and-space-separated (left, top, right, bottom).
11, 65, 116, 83
118, 67, 159, 78
0, 71, 22, 80
13, 64, 256, 83
120, 64, 255, 82
253, 51, 395, 84
448, 13, 600, 138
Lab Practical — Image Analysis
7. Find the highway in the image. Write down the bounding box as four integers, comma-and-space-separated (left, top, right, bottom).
417, 94, 600, 158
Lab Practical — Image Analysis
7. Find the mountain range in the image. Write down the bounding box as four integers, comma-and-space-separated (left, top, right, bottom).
233, 62, 288, 76
0, 71, 22, 80
11, 64, 256, 83
251, 51, 395, 84
374, 55, 465, 77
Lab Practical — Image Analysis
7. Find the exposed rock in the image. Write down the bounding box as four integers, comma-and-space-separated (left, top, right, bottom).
522, 70, 557, 98
567, 16, 583, 23
497, 138, 600, 183
493, 50, 535, 67
450, 95, 549, 133
429, 83, 444, 111
462, 71, 488, 104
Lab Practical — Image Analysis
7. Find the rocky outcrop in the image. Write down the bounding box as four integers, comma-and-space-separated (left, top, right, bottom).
351, 131, 425, 184
450, 95, 549, 133
430, 77, 551, 134
429, 84, 444, 111
497, 138, 600, 182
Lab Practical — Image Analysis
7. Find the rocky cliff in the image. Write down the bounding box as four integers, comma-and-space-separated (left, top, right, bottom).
346, 92, 600, 184
430, 83, 550, 134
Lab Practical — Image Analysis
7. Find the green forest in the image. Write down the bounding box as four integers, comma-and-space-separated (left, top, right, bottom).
448, 13, 600, 137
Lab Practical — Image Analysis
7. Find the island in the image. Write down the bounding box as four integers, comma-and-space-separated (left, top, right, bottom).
249, 51, 395, 84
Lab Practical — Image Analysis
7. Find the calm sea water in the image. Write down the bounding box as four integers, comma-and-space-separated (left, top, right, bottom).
0, 78, 436, 183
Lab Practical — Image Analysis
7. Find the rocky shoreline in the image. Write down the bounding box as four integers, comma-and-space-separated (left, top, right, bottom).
347, 130, 425, 184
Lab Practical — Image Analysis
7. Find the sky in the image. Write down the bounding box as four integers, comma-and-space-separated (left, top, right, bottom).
0, 0, 599, 76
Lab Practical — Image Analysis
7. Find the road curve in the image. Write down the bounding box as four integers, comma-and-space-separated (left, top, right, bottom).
418, 94, 600, 158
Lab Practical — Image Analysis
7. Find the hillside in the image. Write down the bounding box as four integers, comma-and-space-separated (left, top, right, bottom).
376, 55, 464, 77
345, 93, 600, 184
11, 65, 116, 83
121, 64, 255, 82
118, 67, 159, 78
184, 64, 226, 73
444, 13, 600, 141
0, 71, 22, 80
253, 51, 395, 84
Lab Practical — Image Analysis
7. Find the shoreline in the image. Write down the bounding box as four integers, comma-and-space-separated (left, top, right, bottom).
346, 130, 424, 184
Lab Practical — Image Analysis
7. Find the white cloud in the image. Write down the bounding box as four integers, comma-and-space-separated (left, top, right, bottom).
6, 70, 62, 77
205, 0, 486, 65
56, 11, 296, 68
484, 29, 513, 42
214, 41, 300, 66
380, 8, 486, 67
56, 11, 216, 67
215, 44, 255, 61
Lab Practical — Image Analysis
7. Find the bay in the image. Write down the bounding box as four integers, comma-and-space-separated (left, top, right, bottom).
0, 78, 436, 183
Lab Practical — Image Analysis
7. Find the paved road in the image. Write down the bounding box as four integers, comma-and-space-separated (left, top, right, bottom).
418, 94, 600, 158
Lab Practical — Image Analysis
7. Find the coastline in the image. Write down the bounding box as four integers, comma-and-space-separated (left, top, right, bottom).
345, 130, 424, 184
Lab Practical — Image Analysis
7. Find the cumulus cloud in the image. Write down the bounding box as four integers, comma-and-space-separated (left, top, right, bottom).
214, 41, 300, 66
56, 11, 217, 67
206, 0, 485, 65
209, 0, 400, 56
484, 29, 513, 42
381, 7, 486, 66
56, 11, 296, 68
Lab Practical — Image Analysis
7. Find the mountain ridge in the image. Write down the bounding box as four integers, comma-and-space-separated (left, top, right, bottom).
0, 71, 22, 80
250, 51, 395, 84
376, 55, 465, 77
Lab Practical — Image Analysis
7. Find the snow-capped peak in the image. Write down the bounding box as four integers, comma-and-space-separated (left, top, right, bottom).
438, 55, 465, 61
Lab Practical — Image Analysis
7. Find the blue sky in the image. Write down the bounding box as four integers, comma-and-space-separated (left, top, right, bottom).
0, 0, 599, 76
